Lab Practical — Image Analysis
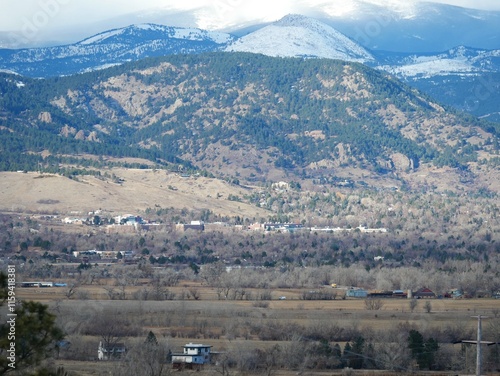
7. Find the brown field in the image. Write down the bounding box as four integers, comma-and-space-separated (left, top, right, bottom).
15, 283, 500, 375
48, 360, 457, 376
17, 283, 500, 334
0, 170, 266, 217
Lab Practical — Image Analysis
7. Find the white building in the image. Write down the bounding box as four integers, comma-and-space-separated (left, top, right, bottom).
98, 341, 127, 360
171, 343, 212, 368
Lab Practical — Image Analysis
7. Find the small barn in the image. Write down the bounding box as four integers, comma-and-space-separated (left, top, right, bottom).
171, 343, 212, 369
413, 287, 436, 299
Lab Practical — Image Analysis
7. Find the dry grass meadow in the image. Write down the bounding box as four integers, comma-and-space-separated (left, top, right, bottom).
0, 170, 266, 217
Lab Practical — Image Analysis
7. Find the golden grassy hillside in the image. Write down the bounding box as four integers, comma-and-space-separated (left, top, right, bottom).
0, 169, 267, 217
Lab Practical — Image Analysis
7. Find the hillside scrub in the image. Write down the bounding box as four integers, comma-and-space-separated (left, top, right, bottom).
1, 53, 499, 192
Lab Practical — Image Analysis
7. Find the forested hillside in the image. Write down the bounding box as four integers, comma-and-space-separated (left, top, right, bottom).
1, 52, 499, 192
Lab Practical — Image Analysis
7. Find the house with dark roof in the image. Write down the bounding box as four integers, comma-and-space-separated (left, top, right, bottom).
98, 341, 127, 360
413, 287, 436, 299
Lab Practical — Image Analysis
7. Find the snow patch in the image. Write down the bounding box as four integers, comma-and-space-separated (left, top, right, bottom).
381, 46, 500, 79
78, 29, 125, 45
384, 59, 477, 78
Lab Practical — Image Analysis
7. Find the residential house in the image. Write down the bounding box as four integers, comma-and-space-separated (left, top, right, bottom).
171, 343, 212, 369
98, 341, 127, 360
413, 287, 436, 299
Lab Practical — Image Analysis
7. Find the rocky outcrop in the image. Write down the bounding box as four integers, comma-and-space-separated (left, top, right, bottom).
391, 153, 414, 171
38, 112, 52, 123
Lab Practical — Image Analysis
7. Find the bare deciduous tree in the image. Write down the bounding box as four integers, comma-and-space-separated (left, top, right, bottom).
188, 288, 200, 300
423, 300, 432, 313
374, 331, 412, 371
114, 337, 173, 376
83, 311, 141, 354
409, 299, 418, 313
200, 261, 226, 287
103, 286, 120, 300
364, 299, 384, 310
64, 282, 79, 299
213, 351, 236, 376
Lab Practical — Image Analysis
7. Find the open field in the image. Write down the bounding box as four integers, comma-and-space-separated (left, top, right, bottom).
0, 170, 267, 217
17, 283, 500, 335
14, 282, 500, 375
49, 360, 459, 376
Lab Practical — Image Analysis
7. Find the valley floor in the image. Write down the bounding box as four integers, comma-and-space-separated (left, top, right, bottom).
15, 283, 500, 376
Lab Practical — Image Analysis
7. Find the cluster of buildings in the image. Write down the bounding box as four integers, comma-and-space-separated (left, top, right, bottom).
175, 221, 387, 234
346, 287, 436, 299
19, 281, 67, 288
344, 287, 474, 299
99, 341, 216, 369
60, 209, 388, 235
310, 225, 387, 233
72, 249, 134, 263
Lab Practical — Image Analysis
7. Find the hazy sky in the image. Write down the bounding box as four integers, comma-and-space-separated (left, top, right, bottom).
2, 0, 500, 47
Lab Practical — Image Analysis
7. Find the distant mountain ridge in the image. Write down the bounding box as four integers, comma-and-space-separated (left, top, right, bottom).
318, 1, 500, 52
0, 24, 234, 77
0, 14, 499, 122
0, 16, 376, 78
1, 15, 498, 79
3, 0, 497, 52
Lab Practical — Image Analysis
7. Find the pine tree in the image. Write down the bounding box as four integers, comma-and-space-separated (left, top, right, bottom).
350, 336, 365, 369
145, 330, 158, 346
0, 273, 64, 374
342, 342, 352, 367
408, 329, 439, 370
408, 329, 425, 368
423, 337, 439, 370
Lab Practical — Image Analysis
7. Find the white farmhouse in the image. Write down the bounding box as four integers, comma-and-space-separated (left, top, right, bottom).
98, 341, 126, 360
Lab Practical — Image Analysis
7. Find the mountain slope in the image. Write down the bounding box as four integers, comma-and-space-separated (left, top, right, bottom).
1, 52, 498, 194
226, 14, 374, 63
375, 46, 500, 122
0, 24, 234, 77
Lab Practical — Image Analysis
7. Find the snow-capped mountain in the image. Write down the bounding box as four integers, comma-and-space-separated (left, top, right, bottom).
225, 14, 374, 63
0, 24, 234, 77
7, 0, 496, 54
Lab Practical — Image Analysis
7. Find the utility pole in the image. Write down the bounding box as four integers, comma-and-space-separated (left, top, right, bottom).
472, 315, 488, 376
